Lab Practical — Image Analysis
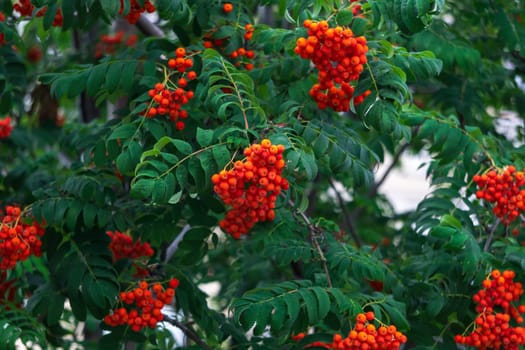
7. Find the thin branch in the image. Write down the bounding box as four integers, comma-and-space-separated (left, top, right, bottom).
329, 179, 363, 247
289, 199, 333, 288
164, 224, 191, 263
163, 314, 212, 350
136, 16, 163, 37
368, 142, 410, 197
483, 218, 501, 252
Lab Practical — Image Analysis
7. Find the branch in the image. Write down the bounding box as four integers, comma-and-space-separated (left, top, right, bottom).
368, 142, 410, 198
288, 199, 333, 288
164, 224, 191, 263
136, 15, 163, 37
483, 218, 501, 252
329, 179, 363, 247
163, 314, 212, 350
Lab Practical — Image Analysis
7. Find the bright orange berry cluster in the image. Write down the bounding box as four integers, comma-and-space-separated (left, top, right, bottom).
294, 20, 370, 111
146, 48, 196, 131
455, 269, 525, 349
0, 205, 45, 270
292, 312, 407, 349
211, 139, 288, 239
104, 278, 179, 332
0, 116, 13, 139
203, 23, 255, 70
13, 0, 63, 26
473, 166, 525, 225
119, 0, 155, 24
95, 31, 138, 58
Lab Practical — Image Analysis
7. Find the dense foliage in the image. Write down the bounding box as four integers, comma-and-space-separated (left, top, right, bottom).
0, 0, 525, 349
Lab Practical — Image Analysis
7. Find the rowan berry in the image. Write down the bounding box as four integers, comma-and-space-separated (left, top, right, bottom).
223, 3, 233, 13
0, 205, 44, 270
0, 116, 13, 139
119, 0, 155, 24
212, 139, 288, 238
107, 230, 154, 277
474, 166, 525, 225
295, 20, 369, 111
104, 278, 179, 331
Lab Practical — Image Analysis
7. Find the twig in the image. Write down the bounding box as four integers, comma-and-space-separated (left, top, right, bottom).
289, 199, 333, 288
329, 179, 363, 247
368, 142, 410, 197
136, 16, 164, 37
163, 314, 212, 350
483, 218, 500, 252
164, 224, 191, 263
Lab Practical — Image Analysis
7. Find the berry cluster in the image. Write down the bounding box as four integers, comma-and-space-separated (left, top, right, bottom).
107, 230, 154, 278
13, 0, 63, 26
0, 205, 45, 270
211, 139, 288, 239
0, 116, 13, 139
350, 0, 363, 16
145, 48, 196, 131
292, 312, 407, 349
104, 278, 179, 332
119, 0, 155, 24
473, 166, 525, 225
455, 269, 525, 349
294, 20, 370, 111
203, 23, 256, 70
95, 31, 138, 58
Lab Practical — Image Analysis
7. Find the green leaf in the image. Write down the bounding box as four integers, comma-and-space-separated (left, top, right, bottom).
99, 0, 120, 17
196, 127, 214, 147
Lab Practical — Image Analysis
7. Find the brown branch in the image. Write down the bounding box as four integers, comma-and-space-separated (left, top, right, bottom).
483, 218, 501, 252
329, 179, 363, 247
289, 199, 333, 288
163, 314, 212, 350
368, 142, 410, 198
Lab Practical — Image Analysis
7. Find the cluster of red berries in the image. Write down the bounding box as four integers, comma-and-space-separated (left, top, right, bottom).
294, 20, 370, 111
13, 0, 63, 26
0, 205, 45, 270
203, 23, 256, 70
292, 312, 407, 349
211, 139, 288, 239
455, 269, 525, 349
0, 116, 13, 139
119, 0, 155, 24
107, 230, 154, 278
95, 31, 138, 58
473, 166, 525, 225
104, 278, 179, 332
145, 48, 196, 131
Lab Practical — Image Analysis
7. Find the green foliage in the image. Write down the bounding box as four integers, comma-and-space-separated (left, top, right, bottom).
1, 0, 525, 348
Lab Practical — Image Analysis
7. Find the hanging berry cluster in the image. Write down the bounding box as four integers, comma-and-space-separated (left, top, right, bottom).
211, 139, 288, 239
95, 31, 138, 58
473, 166, 525, 225
13, 0, 63, 26
455, 269, 525, 349
119, 0, 155, 24
0, 205, 45, 270
292, 312, 407, 349
0, 116, 13, 139
145, 48, 196, 131
107, 230, 154, 278
203, 23, 256, 70
294, 20, 370, 111
104, 278, 179, 332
